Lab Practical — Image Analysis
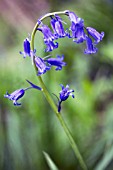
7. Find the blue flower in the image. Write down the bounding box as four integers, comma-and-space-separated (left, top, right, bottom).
58, 84, 75, 112
86, 27, 104, 44
84, 36, 98, 54
59, 84, 75, 101
38, 24, 58, 52
73, 26, 86, 43
66, 11, 78, 24
4, 80, 42, 106
45, 55, 66, 71
50, 15, 67, 38
35, 56, 51, 75
4, 89, 25, 106
20, 38, 31, 58
44, 41, 58, 53
66, 11, 86, 43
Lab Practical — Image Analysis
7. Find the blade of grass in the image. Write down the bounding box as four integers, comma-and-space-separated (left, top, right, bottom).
43, 151, 59, 170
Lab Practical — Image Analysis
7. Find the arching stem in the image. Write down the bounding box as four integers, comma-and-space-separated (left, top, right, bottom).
30, 11, 88, 170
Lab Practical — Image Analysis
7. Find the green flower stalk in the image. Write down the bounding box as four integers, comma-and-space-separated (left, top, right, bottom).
30, 11, 88, 170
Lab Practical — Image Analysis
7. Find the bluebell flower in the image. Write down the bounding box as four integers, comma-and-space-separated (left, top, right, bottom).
58, 84, 75, 112
44, 41, 58, 53
73, 26, 86, 43
38, 24, 58, 52
86, 27, 104, 44
66, 11, 78, 25
50, 15, 67, 38
35, 56, 51, 75
84, 36, 98, 54
66, 11, 86, 43
45, 55, 66, 71
4, 80, 42, 106
20, 38, 31, 58
4, 89, 25, 106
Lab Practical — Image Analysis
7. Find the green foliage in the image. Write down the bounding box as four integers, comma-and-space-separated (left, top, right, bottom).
0, 0, 113, 170
43, 152, 59, 170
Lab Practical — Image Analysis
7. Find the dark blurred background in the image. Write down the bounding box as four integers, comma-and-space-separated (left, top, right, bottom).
0, 0, 113, 170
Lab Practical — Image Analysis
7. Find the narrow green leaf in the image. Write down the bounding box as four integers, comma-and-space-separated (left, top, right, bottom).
95, 146, 113, 170
43, 151, 59, 170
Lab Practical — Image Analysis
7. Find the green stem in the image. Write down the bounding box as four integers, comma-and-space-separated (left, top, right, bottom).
30, 11, 88, 170
39, 77, 88, 170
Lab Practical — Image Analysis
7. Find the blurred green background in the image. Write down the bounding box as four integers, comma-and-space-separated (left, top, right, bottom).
0, 0, 113, 170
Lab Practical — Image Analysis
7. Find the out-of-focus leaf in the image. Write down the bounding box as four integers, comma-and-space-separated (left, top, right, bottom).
43, 151, 59, 170
95, 146, 113, 170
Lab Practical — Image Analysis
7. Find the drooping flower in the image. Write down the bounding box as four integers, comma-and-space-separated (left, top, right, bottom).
73, 26, 86, 43
20, 38, 31, 58
4, 89, 25, 106
86, 27, 104, 44
44, 41, 58, 53
59, 84, 75, 101
4, 80, 42, 106
58, 84, 75, 112
66, 11, 78, 25
38, 24, 58, 52
50, 15, 67, 38
35, 56, 51, 75
66, 11, 86, 43
45, 55, 67, 71
84, 36, 98, 54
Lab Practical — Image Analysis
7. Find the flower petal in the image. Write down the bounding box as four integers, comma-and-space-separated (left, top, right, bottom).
84, 36, 98, 54
26, 80, 42, 90
86, 27, 104, 44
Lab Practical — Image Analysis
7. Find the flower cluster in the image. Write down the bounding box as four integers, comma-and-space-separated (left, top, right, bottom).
36, 10, 104, 54
20, 10, 104, 75
5, 10, 104, 112
35, 55, 66, 75
20, 11, 104, 59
